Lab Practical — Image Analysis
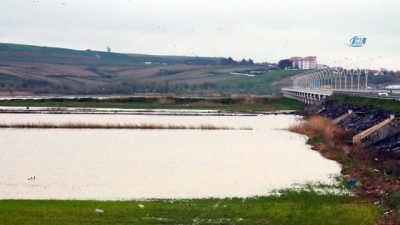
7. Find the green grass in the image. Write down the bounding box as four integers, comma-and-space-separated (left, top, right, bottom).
308, 134, 325, 145
330, 95, 400, 112
0, 73, 18, 80
0, 43, 54, 52
0, 190, 378, 225
0, 97, 305, 111
0, 43, 221, 65
217, 70, 308, 94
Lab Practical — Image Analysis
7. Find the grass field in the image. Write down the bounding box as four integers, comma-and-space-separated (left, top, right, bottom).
0, 43, 306, 95
0, 189, 378, 225
330, 94, 400, 112
216, 70, 304, 94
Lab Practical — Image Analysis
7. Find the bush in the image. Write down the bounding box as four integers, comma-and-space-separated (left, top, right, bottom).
289, 115, 348, 144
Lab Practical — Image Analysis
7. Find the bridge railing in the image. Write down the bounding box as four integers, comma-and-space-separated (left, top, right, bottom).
291, 68, 371, 91
283, 68, 400, 103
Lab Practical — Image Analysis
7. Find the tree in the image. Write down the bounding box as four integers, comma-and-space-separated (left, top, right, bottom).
220, 57, 236, 65
278, 59, 292, 69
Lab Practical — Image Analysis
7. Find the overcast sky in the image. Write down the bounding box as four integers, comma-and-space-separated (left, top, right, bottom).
1, 0, 399, 70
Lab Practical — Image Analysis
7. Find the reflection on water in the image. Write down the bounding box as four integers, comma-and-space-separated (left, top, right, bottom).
0, 113, 340, 199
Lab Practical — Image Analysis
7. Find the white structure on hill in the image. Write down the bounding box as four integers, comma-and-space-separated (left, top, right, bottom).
290, 56, 317, 69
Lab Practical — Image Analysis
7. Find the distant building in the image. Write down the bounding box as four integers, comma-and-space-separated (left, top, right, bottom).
289, 56, 317, 69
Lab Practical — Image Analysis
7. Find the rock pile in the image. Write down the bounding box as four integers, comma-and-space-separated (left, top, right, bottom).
303, 99, 391, 135
302, 99, 400, 156
372, 129, 400, 156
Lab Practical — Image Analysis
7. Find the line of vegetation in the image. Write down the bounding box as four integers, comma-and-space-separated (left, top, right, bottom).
0, 69, 302, 95
0, 186, 378, 225
0, 96, 305, 111
289, 115, 400, 224
330, 94, 400, 113
0, 122, 250, 130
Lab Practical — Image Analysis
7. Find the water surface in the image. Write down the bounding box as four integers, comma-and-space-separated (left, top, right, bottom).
0, 113, 340, 199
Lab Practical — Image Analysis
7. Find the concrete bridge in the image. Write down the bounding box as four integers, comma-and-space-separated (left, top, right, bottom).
283, 68, 400, 148
282, 68, 398, 104
281, 88, 332, 104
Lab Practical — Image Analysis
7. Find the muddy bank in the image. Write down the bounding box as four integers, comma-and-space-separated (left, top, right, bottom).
299, 100, 400, 224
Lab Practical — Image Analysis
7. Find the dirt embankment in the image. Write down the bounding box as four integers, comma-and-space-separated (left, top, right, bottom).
292, 100, 400, 224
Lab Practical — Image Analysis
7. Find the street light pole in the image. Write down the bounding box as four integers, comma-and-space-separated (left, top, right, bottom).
351, 70, 354, 90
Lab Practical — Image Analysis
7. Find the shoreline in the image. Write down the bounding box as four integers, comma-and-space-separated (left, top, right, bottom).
289, 115, 400, 224
0, 106, 296, 116
0, 113, 379, 224
0, 122, 250, 130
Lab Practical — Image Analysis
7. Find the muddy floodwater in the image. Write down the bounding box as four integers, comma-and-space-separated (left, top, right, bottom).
0, 113, 341, 199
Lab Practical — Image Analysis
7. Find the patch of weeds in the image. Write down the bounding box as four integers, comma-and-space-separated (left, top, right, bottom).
382, 192, 400, 222
271, 177, 353, 199
308, 134, 325, 145
385, 192, 400, 210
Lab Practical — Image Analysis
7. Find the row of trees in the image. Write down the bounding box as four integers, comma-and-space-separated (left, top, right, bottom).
278, 59, 292, 69
220, 57, 254, 65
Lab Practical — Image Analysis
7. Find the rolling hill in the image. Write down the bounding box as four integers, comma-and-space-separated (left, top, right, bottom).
0, 43, 305, 96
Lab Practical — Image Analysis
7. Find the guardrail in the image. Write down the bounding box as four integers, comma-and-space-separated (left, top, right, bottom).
283, 68, 400, 103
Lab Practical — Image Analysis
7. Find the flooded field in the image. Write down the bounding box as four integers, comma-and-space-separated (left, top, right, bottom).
0, 113, 340, 199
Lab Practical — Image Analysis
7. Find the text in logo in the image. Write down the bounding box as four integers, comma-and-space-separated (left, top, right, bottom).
348, 35, 367, 47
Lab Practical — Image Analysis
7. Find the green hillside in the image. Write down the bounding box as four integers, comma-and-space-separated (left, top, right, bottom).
0, 43, 305, 95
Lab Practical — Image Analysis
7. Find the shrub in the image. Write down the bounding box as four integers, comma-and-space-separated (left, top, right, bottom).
289, 115, 348, 144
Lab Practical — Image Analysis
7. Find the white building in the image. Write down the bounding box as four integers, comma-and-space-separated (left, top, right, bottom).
290, 56, 317, 69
